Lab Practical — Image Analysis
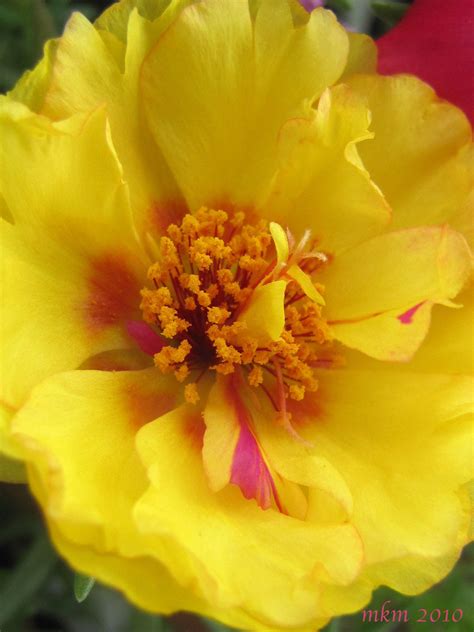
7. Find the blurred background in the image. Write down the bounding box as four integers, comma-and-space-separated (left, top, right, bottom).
1, 1, 472, 631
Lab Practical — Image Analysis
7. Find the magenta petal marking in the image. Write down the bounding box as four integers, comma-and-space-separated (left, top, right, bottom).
231, 421, 275, 509
227, 385, 282, 511
126, 320, 165, 355
397, 302, 425, 325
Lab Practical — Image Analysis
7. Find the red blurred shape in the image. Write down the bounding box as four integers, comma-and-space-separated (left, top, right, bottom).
378, 0, 474, 122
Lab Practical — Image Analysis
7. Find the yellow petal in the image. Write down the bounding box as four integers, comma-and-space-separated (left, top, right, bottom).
298, 368, 473, 611
12, 369, 177, 547
269, 221, 289, 265
0, 105, 138, 255
38, 12, 121, 114
203, 375, 308, 519
252, 395, 354, 521
0, 109, 145, 408
321, 226, 472, 360
452, 185, 474, 250
287, 264, 325, 305
94, 0, 136, 41
347, 74, 472, 231
202, 377, 240, 493
96, 0, 187, 33
330, 285, 474, 374
48, 520, 220, 621
0, 404, 26, 482
141, 0, 348, 208
1, 220, 145, 408
331, 301, 435, 362
238, 280, 287, 342
323, 227, 471, 319
341, 32, 377, 78
407, 286, 474, 374
34, 9, 185, 235
0, 403, 23, 460
263, 84, 390, 254
10, 368, 224, 616
135, 404, 363, 628
8, 39, 58, 111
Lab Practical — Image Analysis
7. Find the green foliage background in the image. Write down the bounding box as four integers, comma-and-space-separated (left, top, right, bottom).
1, 1, 472, 631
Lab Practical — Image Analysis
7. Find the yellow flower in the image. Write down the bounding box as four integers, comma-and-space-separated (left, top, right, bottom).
1, 1, 473, 630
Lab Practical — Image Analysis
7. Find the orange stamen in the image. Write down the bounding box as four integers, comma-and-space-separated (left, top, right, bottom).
139, 207, 339, 424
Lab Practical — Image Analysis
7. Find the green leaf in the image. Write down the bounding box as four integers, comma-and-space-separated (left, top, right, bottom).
0, 531, 57, 625
372, 1, 410, 26
74, 573, 95, 603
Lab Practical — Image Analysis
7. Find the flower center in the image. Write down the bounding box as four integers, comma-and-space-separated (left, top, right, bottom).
140, 207, 338, 414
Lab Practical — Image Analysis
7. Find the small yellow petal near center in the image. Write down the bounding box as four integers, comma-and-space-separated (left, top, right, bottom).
238, 280, 287, 343
287, 264, 325, 305
269, 222, 289, 265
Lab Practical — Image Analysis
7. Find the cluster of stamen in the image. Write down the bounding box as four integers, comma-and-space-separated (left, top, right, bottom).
140, 208, 338, 414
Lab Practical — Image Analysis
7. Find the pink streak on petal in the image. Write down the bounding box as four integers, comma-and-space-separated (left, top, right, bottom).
227, 380, 280, 511
126, 320, 166, 355
397, 302, 425, 325
231, 420, 274, 509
